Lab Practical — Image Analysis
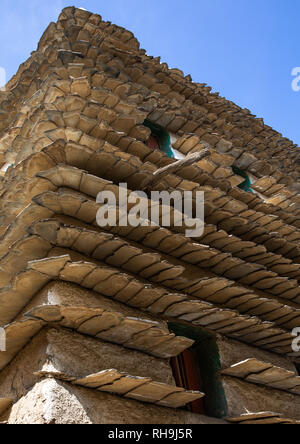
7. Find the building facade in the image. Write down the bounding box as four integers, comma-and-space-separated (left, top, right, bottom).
0, 6, 300, 424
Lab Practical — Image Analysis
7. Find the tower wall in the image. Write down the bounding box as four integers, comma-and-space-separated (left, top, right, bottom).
0, 6, 300, 424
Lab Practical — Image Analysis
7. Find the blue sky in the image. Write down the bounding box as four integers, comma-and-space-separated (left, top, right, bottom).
0, 0, 299, 145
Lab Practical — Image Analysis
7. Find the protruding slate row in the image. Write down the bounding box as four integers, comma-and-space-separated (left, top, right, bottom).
174, 134, 300, 223
32, 188, 300, 305
29, 257, 300, 356
30, 158, 300, 267
0, 253, 295, 357
28, 220, 185, 284
2, 198, 300, 341
25, 304, 194, 359
37, 139, 300, 278
29, 134, 300, 253
226, 412, 300, 425
5, 108, 300, 268
28, 220, 300, 331
2, 140, 300, 290
1, 4, 299, 188
0, 235, 52, 287
0, 255, 69, 325
222, 358, 300, 395
0, 320, 45, 372
0, 304, 193, 373
35, 369, 204, 409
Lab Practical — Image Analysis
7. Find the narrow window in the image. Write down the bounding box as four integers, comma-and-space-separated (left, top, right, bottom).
144, 120, 175, 158
232, 166, 253, 193
169, 323, 228, 419
171, 348, 205, 415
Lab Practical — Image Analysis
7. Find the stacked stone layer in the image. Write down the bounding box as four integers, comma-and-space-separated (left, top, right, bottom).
0, 6, 300, 424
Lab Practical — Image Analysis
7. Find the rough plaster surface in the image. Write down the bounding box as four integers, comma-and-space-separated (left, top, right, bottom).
0, 330, 47, 402
216, 335, 296, 372
3, 273, 297, 424
223, 376, 300, 420
45, 328, 175, 383
0, 327, 175, 402
2, 379, 227, 424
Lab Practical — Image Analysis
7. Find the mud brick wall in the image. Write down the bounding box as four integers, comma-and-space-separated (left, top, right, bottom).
0, 6, 300, 424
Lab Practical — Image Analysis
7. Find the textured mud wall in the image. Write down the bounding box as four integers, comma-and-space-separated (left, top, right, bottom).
216, 336, 300, 419
1, 5, 300, 424
1, 379, 226, 424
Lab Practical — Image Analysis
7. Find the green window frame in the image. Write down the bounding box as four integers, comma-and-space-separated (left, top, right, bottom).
144, 120, 175, 159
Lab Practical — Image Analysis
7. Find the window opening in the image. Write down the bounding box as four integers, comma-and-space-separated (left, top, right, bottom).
144, 120, 175, 159
232, 165, 253, 193
169, 323, 228, 419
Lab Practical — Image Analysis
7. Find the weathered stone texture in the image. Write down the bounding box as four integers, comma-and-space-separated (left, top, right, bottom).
1, 379, 226, 425
0, 5, 300, 424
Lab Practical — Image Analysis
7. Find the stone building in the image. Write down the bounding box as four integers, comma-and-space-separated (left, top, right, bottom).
0, 6, 300, 424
